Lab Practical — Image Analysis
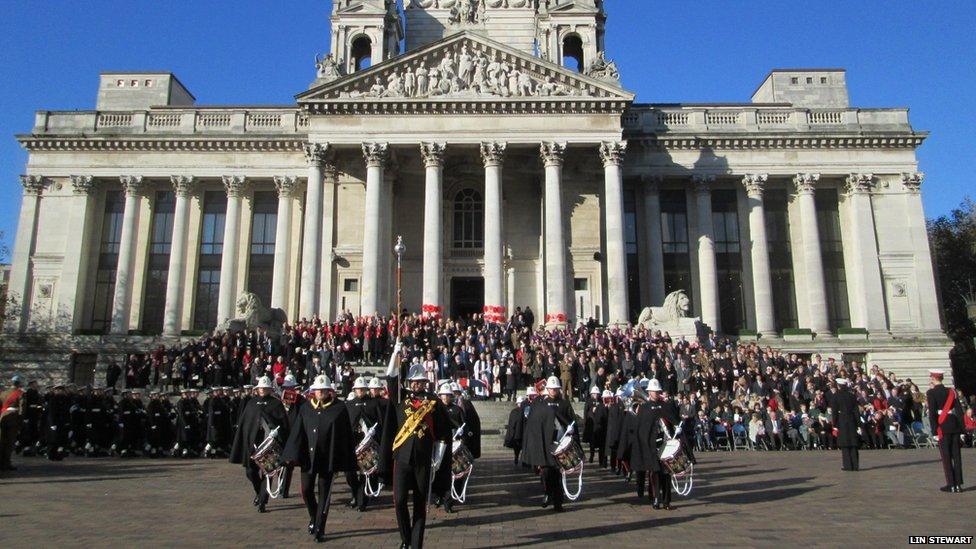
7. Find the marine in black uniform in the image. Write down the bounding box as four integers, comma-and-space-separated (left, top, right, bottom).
230, 377, 288, 513
16, 381, 43, 457
45, 385, 71, 461
631, 380, 679, 509
604, 390, 624, 474
926, 370, 965, 492
280, 378, 305, 499
205, 387, 233, 458
831, 379, 860, 471
175, 388, 204, 457
453, 384, 482, 462
282, 375, 355, 542
346, 377, 378, 511
582, 387, 609, 468
503, 390, 534, 464
380, 365, 451, 549
117, 390, 147, 457
146, 390, 174, 457
86, 388, 115, 457
519, 376, 579, 512
432, 383, 464, 514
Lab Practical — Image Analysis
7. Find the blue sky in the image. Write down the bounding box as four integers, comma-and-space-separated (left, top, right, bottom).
1, 1, 973, 257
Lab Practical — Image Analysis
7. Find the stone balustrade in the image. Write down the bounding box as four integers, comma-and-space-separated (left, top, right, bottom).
623, 105, 913, 134
33, 108, 310, 135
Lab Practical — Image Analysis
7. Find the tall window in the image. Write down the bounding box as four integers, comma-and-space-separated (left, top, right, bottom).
143, 191, 175, 334
248, 191, 277, 307
90, 191, 124, 333
453, 189, 484, 249
660, 190, 693, 303
624, 188, 641, 319
816, 189, 851, 329
194, 191, 226, 330
765, 190, 798, 330
713, 190, 745, 334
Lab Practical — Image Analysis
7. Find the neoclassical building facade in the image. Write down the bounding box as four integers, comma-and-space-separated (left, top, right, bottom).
3, 0, 951, 382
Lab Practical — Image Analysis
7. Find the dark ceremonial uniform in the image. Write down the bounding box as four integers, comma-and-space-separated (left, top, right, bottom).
632, 398, 679, 508
616, 402, 640, 475
117, 396, 146, 456
282, 397, 355, 540
68, 391, 90, 454
345, 394, 375, 510
831, 387, 860, 471
503, 400, 529, 463
432, 402, 466, 513
230, 394, 288, 512
175, 394, 204, 457
583, 398, 608, 467
45, 391, 71, 461
457, 398, 482, 460
281, 389, 305, 498
927, 384, 965, 491
380, 390, 450, 549
205, 395, 233, 457
87, 392, 116, 455
519, 395, 579, 511
604, 399, 624, 472
16, 386, 42, 456
146, 397, 174, 456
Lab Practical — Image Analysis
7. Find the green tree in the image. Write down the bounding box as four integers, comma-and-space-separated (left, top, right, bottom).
928, 198, 976, 392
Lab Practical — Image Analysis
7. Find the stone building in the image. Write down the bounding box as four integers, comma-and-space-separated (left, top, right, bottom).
2, 0, 951, 383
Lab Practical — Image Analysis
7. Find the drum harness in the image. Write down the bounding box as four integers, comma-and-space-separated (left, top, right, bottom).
659, 419, 694, 496
252, 422, 287, 499
553, 420, 584, 501
450, 423, 474, 503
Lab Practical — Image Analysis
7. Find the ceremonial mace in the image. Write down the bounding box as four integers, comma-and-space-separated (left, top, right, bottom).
394, 236, 406, 397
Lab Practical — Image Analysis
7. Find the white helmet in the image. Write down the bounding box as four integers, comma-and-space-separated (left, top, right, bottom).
451, 382, 462, 393
647, 378, 663, 393
602, 390, 614, 399
546, 376, 562, 390
255, 376, 275, 390
309, 375, 335, 391
352, 377, 369, 390
368, 377, 384, 390
407, 364, 429, 382
526, 386, 538, 397
589, 386, 601, 395
282, 374, 298, 389
437, 382, 454, 396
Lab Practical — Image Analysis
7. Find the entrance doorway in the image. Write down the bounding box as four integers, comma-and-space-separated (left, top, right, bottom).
451, 277, 485, 320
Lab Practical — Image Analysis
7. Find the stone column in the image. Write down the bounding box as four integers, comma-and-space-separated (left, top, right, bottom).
361, 142, 389, 317
845, 174, 887, 331
56, 176, 96, 332
600, 141, 630, 326
300, 143, 329, 319
693, 175, 720, 333
743, 174, 776, 335
541, 142, 569, 328
902, 173, 942, 331
642, 175, 666, 306
482, 142, 507, 323
162, 176, 194, 336
5, 176, 47, 333
216, 175, 246, 326
110, 176, 145, 335
420, 143, 446, 319
271, 176, 298, 311
318, 165, 339, 318
793, 173, 830, 333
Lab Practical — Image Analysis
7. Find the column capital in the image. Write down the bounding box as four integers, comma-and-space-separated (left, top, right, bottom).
793, 173, 821, 195
692, 174, 715, 194
420, 142, 447, 168
540, 142, 566, 167
273, 176, 299, 197
20, 175, 47, 195
303, 142, 331, 166
599, 141, 627, 167
480, 141, 507, 167
170, 175, 195, 197
901, 172, 924, 194
119, 175, 146, 196
69, 175, 95, 196
221, 175, 247, 197
845, 173, 875, 195
362, 142, 389, 167
641, 174, 664, 192
742, 173, 769, 197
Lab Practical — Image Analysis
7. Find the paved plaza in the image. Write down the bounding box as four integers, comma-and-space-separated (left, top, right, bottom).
0, 447, 972, 547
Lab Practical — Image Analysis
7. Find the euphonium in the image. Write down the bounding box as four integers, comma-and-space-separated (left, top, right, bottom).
393, 399, 436, 451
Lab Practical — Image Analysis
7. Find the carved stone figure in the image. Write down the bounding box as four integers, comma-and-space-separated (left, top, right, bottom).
587, 51, 621, 84
636, 290, 706, 339
217, 292, 288, 338
314, 53, 344, 83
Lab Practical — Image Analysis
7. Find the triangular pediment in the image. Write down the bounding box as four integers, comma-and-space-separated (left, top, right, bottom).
297, 31, 634, 109
335, 0, 386, 15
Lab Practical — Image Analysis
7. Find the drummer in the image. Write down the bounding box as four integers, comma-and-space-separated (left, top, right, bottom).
282, 375, 356, 543
633, 379, 680, 510
519, 376, 579, 513
432, 382, 466, 514
345, 376, 373, 512
229, 376, 288, 514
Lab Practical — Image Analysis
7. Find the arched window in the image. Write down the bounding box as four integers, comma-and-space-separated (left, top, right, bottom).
453, 188, 484, 249
562, 34, 584, 72
351, 36, 373, 71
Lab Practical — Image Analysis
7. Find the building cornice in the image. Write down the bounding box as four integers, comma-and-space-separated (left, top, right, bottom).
631, 133, 927, 151
17, 136, 307, 153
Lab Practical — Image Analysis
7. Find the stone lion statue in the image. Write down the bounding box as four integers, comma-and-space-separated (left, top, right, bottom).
217, 292, 288, 338
637, 290, 692, 330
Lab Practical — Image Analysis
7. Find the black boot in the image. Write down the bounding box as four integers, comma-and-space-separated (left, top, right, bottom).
542, 494, 550, 508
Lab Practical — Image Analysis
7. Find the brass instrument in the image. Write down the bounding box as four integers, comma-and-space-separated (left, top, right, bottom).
393, 399, 437, 451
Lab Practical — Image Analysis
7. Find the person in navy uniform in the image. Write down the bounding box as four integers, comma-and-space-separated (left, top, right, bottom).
926, 369, 965, 492
281, 375, 355, 542
519, 376, 579, 513
832, 378, 860, 471
344, 376, 374, 511
380, 364, 450, 549
230, 376, 288, 513
632, 379, 680, 509
432, 382, 465, 514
